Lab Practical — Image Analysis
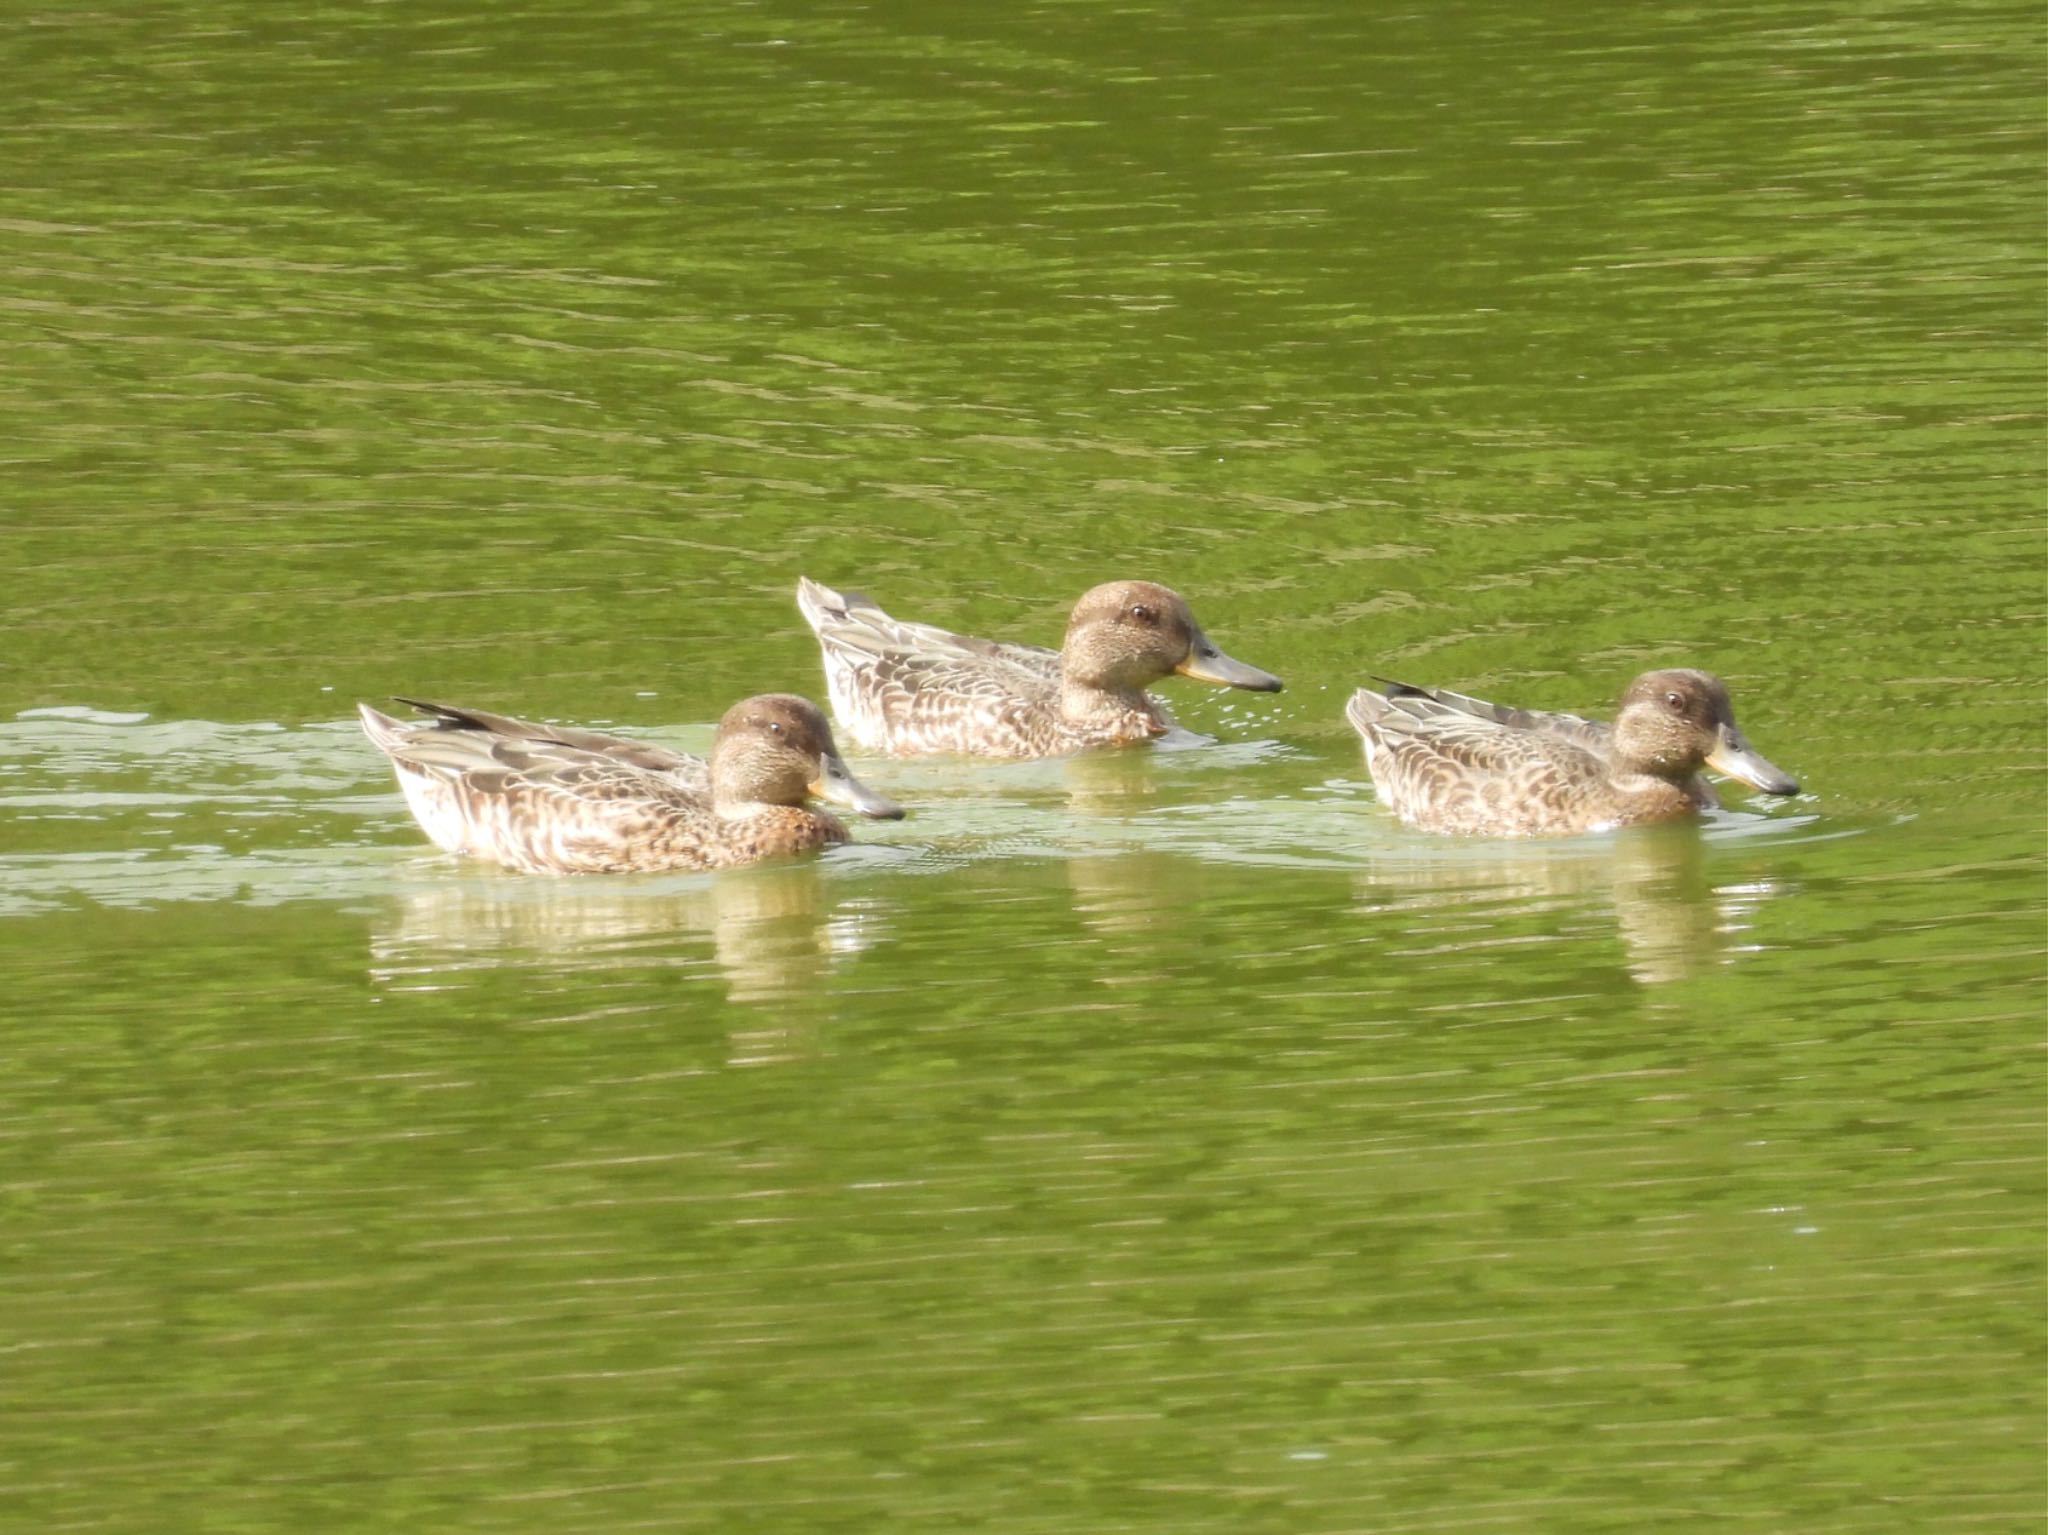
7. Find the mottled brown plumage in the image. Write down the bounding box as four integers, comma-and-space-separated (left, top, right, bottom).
359, 694, 903, 875
796, 576, 1282, 758
1346, 669, 1799, 837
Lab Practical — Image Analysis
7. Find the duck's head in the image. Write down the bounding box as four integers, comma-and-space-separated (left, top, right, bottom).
1062, 581, 1283, 694
1612, 669, 1799, 795
711, 694, 905, 819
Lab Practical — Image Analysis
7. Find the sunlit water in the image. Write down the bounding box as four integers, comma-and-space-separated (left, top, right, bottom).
1, 1, 2040, 1530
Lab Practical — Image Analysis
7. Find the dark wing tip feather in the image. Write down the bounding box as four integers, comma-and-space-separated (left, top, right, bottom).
1370, 676, 1432, 699
391, 696, 472, 725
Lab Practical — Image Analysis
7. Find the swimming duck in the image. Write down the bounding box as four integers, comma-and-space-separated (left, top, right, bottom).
795, 576, 1283, 758
358, 693, 903, 875
1345, 668, 1799, 837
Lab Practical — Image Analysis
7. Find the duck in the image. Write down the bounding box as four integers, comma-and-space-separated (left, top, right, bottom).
358, 693, 903, 875
795, 576, 1283, 758
1345, 668, 1799, 837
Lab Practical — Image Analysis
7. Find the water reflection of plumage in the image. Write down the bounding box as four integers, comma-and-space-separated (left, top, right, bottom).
368, 859, 887, 1015
1356, 824, 1781, 986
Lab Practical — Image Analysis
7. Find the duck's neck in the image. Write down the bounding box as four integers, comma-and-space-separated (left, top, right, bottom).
711, 797, 847, 842
1059, 674, 1167, 735
1609, 765, 1708, 820
713, 794, 809, 821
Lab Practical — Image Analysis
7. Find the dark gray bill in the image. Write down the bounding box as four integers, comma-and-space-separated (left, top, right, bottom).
1175, 625, 1284, 692
810, 751, 906, 820
1707, 727, 1800, 796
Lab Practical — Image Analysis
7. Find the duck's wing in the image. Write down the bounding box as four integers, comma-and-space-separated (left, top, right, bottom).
387, 698, 710, 792
1349, 686, 1598, 774
818, 642, 1065, 756
1375, 679, 1613, 753
797, 577, 1060, 680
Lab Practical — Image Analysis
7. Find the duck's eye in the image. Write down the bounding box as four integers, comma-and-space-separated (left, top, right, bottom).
1664, 691, 1684, 710
767, 720, 785, 735
1127, 603, 1156, 625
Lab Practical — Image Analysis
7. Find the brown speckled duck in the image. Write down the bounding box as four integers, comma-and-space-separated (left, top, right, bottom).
1346, 668, 1799, 837
796, 576, 1283, 758
358, 694, 903, 875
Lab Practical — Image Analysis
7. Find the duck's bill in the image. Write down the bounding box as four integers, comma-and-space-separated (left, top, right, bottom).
1707, 728, 1800, 796
810, 752, 907, 820
1176, 630, 1284, 692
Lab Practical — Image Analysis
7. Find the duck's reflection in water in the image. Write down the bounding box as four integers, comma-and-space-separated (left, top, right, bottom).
368, 858, 889, 1018
1055, 732, 1284, 815
1357, 821, 1783, 986
1057, 743, 1166, 815
1062, 847, 1203, 946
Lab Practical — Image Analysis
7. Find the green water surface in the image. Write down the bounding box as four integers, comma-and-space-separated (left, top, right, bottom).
1, 2, 2042, 1531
